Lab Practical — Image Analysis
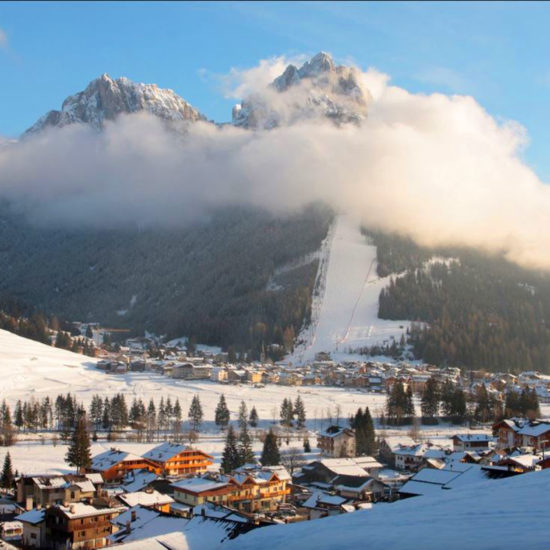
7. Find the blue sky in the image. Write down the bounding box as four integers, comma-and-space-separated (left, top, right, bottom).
1, 1, 549, 180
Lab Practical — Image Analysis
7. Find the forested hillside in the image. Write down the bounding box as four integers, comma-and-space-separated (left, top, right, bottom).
0, 202, 333, 358
366, 230, 550, 372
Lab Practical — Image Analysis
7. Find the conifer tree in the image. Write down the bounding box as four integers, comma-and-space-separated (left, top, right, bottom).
303, 436, 311, 453
280, 398, 294, 427
238, 423, 255, 466
65, 415, 91, 473
260, 429, 281, 466
0, 401, 15, 446
249, 406, 259, 428
215, 395, 230, 429
294, 396, 306, 429
363, 407, 377, 456
1, 452, 14, 489
238, 401, 248, 432
188, 395, 203, 432
421, 377, 439, 422
221, 425, 239, 473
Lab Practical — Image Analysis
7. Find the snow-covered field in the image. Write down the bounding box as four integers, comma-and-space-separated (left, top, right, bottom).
0, 329, 387, 423
290, 214, 411, 364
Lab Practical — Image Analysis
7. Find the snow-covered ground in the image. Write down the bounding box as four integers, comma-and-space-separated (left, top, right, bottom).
0, 329, 388, 423
289, 214, 411, 364
224, 468, 550, 550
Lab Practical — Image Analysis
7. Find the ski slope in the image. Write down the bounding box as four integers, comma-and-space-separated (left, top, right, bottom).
290, 214, 411, 364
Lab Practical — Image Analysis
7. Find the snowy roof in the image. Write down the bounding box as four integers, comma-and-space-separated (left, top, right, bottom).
91, 449, 144, 471
453, 434, 493, 442
16, 509, 45, 524
172, 477, 229, 493
143, 442, 197, 462
122, 469, 159, 493
85, 473, 104, 484
400, 465, 489, 496
382, 436, 417, 452
32, 476, 66, 489
318, 426, 353, 438
517, 422, 550, 437
57, 503, 127, 519
317, 459, 370, 477
302, 490, 349, 509
119, 490, 174, 508
114, 532, 189, 550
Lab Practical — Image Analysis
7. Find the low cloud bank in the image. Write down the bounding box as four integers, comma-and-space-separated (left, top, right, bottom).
1, 57, 549, 270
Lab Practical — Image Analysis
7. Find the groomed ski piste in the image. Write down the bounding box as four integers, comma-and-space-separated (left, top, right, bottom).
289, 213, 411, 365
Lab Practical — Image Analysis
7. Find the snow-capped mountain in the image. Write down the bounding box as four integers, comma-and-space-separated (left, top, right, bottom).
232, 52, 370, 129
24, 73, 206, 135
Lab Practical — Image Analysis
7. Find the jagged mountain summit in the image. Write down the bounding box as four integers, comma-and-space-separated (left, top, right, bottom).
24, 73, 206, 135
232, 52, 370, 129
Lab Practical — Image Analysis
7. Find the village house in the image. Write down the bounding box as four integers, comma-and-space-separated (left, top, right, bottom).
317, 426, 356, 458
118, 489, 174, 513
171, 466, 291, 514
44, 502, 127, 550
16, 474, 104, 511
378, 436, 417, 467
493, 418, 550, 451
452, 434, 493, 452
87, 449, 159, 482
142, 442, 214, 477
171, 362, 212, 380
16, 509, 46, 548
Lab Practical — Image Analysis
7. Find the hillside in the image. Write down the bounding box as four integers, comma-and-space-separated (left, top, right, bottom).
0, 328, 100, 395
0, 203, 332, 356
369, 231, 550, 372
225, 468, 550, 550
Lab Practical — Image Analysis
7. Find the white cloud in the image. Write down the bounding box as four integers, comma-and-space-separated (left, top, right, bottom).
1, 56, 550, 271
218, 54, 306, 98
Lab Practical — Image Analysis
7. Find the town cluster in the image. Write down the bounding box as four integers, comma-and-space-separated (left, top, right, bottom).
1, 410, 550, 549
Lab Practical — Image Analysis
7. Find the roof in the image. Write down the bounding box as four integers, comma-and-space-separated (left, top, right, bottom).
122, 469, 159, 493
318, 426, 354, 438
119, 490, 174, 508
172, 477, 229, 493
382, 436, 417, 452
316, 459, 370, 477
399, 464, 489, 496
302, 490, 349, 509
453, 434, 493, 443
91, 449, 145, 472
16, 509, 45, 525
142, 442, 212, 463
54, 503, 127, 519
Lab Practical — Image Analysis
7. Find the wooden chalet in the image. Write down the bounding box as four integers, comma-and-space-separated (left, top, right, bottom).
87, 449, 159, 482
142, 442, 213, 477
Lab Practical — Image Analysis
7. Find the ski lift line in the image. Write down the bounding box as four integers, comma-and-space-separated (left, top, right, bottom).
337, 256, 377, 345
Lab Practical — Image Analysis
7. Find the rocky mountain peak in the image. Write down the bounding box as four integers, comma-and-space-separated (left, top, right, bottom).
24, 74, 206, 136
233, 52, 369, 129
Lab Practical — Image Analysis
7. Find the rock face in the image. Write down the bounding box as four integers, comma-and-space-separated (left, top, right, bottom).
24, 74, 206, 135
232, 52, 369, 129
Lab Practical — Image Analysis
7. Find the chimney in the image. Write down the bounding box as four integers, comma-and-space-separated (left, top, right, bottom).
125, 520, 131, 534
131, 510, 137, 522
70, 505, 76, 514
